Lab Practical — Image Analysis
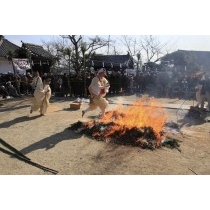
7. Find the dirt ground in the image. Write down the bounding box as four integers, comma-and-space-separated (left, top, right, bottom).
0, 94, 210, 175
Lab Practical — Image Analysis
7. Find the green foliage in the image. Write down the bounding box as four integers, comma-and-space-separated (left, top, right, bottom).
7, 50, 16, 61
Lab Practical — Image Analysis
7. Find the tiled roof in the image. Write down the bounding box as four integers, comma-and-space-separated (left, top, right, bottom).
162, 49, 210, 72
0, 38, 20, 57
92, 54, 130, 64
179, 50, 210, 65
89, 54, 133, 68
22, 42, 53, 58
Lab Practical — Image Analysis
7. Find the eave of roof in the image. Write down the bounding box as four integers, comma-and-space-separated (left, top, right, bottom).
0, 38, 20, 57
22, 42, 54, 59
92, 54, 130, 63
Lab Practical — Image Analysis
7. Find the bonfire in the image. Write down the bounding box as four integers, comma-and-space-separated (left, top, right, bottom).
69, 98, 181, 150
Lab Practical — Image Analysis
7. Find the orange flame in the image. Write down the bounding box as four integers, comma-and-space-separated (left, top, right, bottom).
99, 98, 167, 142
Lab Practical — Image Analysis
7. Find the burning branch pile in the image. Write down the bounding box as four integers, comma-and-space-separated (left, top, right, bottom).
70, 120, 159, 149
69, 99, 181, 150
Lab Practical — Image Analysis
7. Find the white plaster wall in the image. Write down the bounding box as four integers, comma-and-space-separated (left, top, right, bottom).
0, 57, 14, 74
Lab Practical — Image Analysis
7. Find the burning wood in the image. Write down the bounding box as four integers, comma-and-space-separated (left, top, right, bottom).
69, 120, 158, 149
69, 99, 181, 150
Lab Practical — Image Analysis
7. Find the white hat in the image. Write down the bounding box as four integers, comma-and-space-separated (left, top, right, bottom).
97, 68, 106, 74
97, 68, 106, 76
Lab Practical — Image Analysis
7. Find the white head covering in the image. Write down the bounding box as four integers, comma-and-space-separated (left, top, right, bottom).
97, 68, 106, 76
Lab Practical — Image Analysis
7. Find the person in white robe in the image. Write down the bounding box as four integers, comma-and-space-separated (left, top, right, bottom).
30, 72, 51, 116
82, 68, 110, 118
195, 83, 202, 108
30, 70, 43, 113
40, 78, 52, 115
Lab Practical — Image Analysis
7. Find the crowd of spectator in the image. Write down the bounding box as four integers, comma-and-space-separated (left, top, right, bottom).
0, 69, 208, 101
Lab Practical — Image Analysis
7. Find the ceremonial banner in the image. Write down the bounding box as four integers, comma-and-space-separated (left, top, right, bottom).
12, 58, 31, 74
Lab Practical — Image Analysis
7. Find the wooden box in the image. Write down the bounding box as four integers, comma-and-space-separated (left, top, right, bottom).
70, 102, 82, 109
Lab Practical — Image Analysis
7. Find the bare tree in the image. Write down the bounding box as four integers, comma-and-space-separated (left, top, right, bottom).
119, 35, 174, 65
60, 35, 109, 73
42, 35, 107, 73
120, 35, 142, 57
140, 35, 168, 62
42, 36, 69, 73
118, 35, 142, 70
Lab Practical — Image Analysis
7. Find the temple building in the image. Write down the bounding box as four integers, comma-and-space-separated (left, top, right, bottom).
161, 49, 210, 74
88, 53, 134, 71
0, 35, 20, 74
18, 42, 55, 75
0, 35, 55, 75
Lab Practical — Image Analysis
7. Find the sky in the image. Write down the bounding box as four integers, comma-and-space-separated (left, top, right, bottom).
4, 35, 210, 53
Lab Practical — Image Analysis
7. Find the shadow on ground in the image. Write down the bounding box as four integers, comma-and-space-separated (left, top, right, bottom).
20, 128, 82, 155
0, 104, 30, 113
178, 115, 207, 127
0, 115, 41, 128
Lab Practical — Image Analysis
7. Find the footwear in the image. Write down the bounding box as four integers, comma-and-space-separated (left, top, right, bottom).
30, 109, 33, 114
82, 111, 85, 118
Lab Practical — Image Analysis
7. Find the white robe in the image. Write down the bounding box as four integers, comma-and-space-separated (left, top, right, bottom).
195, 84, 202, 107
88, 76, 110, 111
40, 84, 51, 115
31, 80, 51, 115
